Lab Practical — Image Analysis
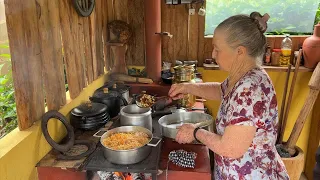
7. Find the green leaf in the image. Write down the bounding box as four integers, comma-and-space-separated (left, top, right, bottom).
284, 26, 296, 30
0, 54, 11, 58
0, 77, 8, 85
0, 64, 4, 72
0, 45, 9, 49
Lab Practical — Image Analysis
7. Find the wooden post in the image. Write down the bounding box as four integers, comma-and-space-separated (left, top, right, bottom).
4, 0, 45, 130
305, 94, 320, 180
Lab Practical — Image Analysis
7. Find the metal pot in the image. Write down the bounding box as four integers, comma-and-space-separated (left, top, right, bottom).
98, 126, 161, 164
96, 82, 130, 105
109, 83, 130, 105
120, 105, 152, 131
158, 112, 213, 140
90, 88, 128, 118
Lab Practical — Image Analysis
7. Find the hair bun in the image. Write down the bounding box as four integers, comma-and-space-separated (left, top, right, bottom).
250, 12, 270, 33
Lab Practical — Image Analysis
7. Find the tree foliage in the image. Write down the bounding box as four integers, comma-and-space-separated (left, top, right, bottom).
205, 1, 320, 35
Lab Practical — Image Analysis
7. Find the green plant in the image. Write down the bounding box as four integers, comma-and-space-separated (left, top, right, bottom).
205, 1, 320, 36
314, 3, 320, 25
0, 47, 17, 139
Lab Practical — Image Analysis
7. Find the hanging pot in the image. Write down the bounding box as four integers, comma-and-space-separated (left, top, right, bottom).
303, 22, 320, 69
90, 88, 128, 118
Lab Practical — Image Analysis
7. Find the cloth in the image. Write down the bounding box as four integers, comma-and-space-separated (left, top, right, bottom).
168, 149, 197, 168
214, 68, 289, 180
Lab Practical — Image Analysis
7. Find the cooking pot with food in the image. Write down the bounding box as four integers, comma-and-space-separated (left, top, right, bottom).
96, 126, 161, 164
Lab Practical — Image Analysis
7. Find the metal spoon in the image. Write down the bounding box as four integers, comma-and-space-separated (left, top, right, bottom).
136, 93, 169, 108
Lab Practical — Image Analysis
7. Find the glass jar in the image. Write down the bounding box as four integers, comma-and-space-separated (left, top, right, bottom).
173, 65, 196, 108
271, 49, 281, 66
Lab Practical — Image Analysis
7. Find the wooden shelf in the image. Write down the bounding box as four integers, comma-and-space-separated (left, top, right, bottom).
203, 64, 314, 72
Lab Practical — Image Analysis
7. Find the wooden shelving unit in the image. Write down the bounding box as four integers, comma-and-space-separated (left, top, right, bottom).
203, 64, 314, 72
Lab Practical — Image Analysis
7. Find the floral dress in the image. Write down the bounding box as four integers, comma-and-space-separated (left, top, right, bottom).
214, 68, 289, 180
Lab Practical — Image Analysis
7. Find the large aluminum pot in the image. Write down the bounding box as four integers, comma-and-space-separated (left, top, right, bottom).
99, 126, 161, 164
120, 105, 152, 131
158, 112, 213, 139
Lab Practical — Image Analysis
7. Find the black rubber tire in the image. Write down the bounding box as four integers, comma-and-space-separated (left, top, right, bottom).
57, 140, 96, 160
41, 110, 75, 152
72, 0, 95, 17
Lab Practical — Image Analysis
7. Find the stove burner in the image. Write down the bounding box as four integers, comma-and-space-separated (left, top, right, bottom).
57, 140, 96, 160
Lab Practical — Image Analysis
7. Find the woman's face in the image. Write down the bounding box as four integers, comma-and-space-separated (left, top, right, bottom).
212, 29, 238, 72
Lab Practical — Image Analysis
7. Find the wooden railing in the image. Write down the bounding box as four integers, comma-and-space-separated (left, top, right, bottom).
4, 0, 112, 130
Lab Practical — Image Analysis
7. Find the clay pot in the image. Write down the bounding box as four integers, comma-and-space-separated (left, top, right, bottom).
303, 22, 320, 69
281, 146, 305, 180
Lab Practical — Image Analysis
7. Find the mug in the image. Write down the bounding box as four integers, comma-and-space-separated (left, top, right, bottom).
198, 7, 206, 16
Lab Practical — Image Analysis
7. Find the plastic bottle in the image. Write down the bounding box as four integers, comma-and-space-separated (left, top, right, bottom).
280, 34, 292, 66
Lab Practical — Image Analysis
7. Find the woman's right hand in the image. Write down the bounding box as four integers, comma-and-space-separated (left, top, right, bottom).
168, 83, 189, 100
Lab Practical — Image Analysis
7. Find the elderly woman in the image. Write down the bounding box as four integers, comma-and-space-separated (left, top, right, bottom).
169, 12, 289, 179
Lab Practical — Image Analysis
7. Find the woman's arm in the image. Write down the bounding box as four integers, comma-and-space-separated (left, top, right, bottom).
196, 125, 256, 159
169, 82, 222, 101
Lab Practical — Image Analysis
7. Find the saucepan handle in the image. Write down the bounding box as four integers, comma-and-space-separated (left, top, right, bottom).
147, 137, 162, 147
93, 129, 108, 138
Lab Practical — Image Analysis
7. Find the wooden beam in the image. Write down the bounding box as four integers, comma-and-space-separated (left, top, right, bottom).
197, 2, 206, 66
173, 4, 188, 61
127, 0, 145, 66
188, 4, 199, 61
105, 0, 115, 71
94, 0, 105, 77
89, 8, 98, 80
101, 0, 110, 71
59, 0, 85, 99
161, 0, 174, 64
37, 0, 66, 110
203, 64, 314, 72
83, 17, 94, 84
4, 0, 45, 130
114, 0, 128, 22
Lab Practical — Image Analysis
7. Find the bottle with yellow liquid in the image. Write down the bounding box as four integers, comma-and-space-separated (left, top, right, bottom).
280, 34, 292, 66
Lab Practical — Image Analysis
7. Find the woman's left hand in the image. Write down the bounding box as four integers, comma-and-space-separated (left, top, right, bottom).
175, 123, 196, 144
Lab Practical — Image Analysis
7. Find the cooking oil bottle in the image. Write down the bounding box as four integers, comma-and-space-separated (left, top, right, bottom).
280, 34, 292, 66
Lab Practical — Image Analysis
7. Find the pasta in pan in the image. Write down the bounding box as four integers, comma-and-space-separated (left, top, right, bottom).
102, 131, 150, 150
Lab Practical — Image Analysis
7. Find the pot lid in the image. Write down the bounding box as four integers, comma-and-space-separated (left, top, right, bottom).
93, 88, 120, 99
71, 102, 108, 117
109, 83, 130, 93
